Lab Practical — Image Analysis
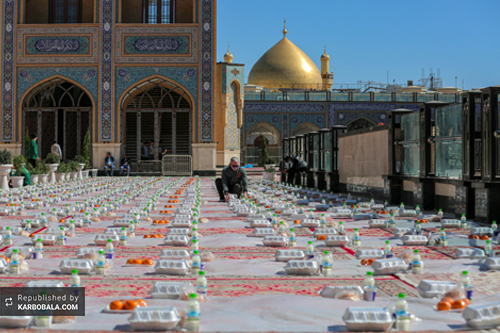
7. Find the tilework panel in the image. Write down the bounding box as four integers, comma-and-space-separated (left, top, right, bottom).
100, 0, 114, 141
17, 67, 99, 107
225, 83, 239, 150
244, 103, 325, 113
336, 112, 387, 126
222, 64, 245, 94
2, 0, 15, 141
329, 102, 397, 112
115, 26, 198, 63
283, 114, 289, 138
244, 114, 282, 134
17, 26, 99, 64
200, 0, 214, 141
289, 114, 326, 134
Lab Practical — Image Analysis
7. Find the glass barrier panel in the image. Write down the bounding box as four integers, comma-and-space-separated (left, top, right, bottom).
395, 93, 412, 102
313, 135, 319, 150
265, 92, 282, 101
435, 139, 462, 179
324, 151, 331, 172
402, 142, 420, 176
245, 92, 261, 101
417, 93, 435, 102
324, 132, 331, 150
310, 92, 327, 101
313, 153, 319, 170
288, 92, 304, 101
435, 104, 462, 137
401, 112, 419, 141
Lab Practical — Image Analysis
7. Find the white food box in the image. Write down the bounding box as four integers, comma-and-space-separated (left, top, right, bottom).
324, 235, 349, 247
5, 247, 35, 259
171, 220, 192, 228
368, 219, 388, 229
357, 202, 372, 208
355, 249, 385, 260
65, 219, 83, 228
149, 281, 186, 299
289, 214, 308, 220
250, 220, 271, 228
441, 219, 461, 228
176, 209, 192, 214
113, 219, 131, 227
284, 260, 319, 275
393, 227, 414, 238
342, 307, 393, 331
262, 236, 288, 247
462, 301, 500, 329
401, 235, 428, 245
319, 285, 364, 299
417, 280, 458, 298
166, 228, 190, 236
471, 227, 493, 236
128, 306, 181, 331
252, 228, 275, 237
400, 209, 417, 217
301, 219, 321, 228
386, 207, 400, 216
31, 234, 56, 245
76, 247, 103, 258
371, 204, 385, 209
246, 214, 266, 221
1, 226, 23, 235
154, 260, 190, 275
163, 235, 189, 246
174, 214, 192, 220
485, 257, 500, 270
454, 248, 486, 259
20, 219, 41, 228
371, 258, 408, 275
0, 317, 34, 328
313, 228, 337, 237
59, 259, 94, 274
94, 234, 119, 246
0, 257, 8, 273
105, 227, 124, 234
274, 250, 305, 262
26, 280, 65, 288
46, 226, 68, 235
159, 249, 191, 261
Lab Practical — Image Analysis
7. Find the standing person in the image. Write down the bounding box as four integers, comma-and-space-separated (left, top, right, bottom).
120, 154, 131, 176
283, 156, 308, 185
148, 140, 155, 160
51, 140, 62, 162
104, 152, 115, 176
215, 157, 248, 202
158, 140, 167, 159
27, 133, 39, 168
140, 141, 149, 160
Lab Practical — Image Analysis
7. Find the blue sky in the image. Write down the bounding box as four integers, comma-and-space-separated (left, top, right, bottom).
217, 0, 500, 90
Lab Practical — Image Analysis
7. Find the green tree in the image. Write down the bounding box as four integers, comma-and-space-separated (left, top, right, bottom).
82, 128, 91, 168
259, 135, 269, 166
24, 128, 31, 159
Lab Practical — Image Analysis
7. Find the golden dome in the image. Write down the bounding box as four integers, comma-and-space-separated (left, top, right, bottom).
248, 27, 322, 90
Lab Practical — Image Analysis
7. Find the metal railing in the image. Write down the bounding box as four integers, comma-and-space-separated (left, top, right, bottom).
162, 155, 192, 176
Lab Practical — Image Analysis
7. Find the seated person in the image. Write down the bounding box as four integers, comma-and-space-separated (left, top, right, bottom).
104, 152, 115, 176
10, 165, 31, 187
120, 154, 131, 176
215, 157, 248, 202
283, 156, 308, 185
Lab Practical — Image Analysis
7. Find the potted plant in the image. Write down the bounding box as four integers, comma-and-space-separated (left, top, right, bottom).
73, 155, 87, 179
67, 160, 79, 180
263, 166, 276, 181
13, 155, 27, 168
44, 153, 60, 183
11, 154, 27, 188
0, 149, 12, 191
25, 161, 38, 185
36, 160, 49, 184
55, 162, 67, 182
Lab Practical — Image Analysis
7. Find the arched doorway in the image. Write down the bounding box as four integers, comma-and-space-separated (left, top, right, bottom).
244, 122, 280, 166
291, 122, 320, 137
346, 118, 376, 132
121, 78, 193, 162
22, 78, 92, 160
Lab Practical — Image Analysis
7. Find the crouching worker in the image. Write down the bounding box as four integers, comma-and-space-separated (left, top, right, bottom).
283, 156, 308, 185
215, 157, 248, 202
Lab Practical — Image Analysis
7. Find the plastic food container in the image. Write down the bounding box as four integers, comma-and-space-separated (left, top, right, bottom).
368, 219, 389, 229
386, 207, 400, 216
462, 301, 500, 329
371, 204, 385, 209
250, 220, 272, 228
94, 234, 119, 246
485, 257, 500, 270
470, 227, 493, 236
5, 247, 35, 259
159, 250, 191, 261
331, 211, 352, 218
284, 260, 319, 275
113, 219, 131, 227
166, 228, 190, 236
313, 228, 337, 237
275, 250, 305, 262
402, 235, 428, 245
417, 280, 458, 298
353, 213, 374, 221
454, 248, 485, 259
252, 228, 275, 237
371, 258, 408, 275
0, 257, 8, 273
128, 306, 181, 331
319, 285, 364, 299
171, 220, 192, 228
324, 235, 349, 247
400, 209, 417, 217
149, 282, 186, 299
393, 227, 413, 237
469, 238, 486, 247
26, 280, 65, 288
357, 202, 372, 208
301, 219, 321, 228
315, 204, 329, 211
20, 219, 41, 228
59, 259, 94, 274
1, 226, 23, 235
76, 247, 104, 258
441, 219, 461, 228
262, 236, 288, 247
31, 234, 56, 245
154, 260, 190, 275
289, 214, 308, 220
46, 226, 67, 235
65, 219, 83, 228
0, 317, 34, 328
174, 214, 192, 220
342, 307, 393, 331
355, 249, 385, 260
164, 235, 189, 246
246, 214, 266, 221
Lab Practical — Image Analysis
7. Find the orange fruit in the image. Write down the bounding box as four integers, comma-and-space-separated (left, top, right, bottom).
451, 299, 467, 310
367, 258, 375, 265
59, 219, 66, 223
153, 234, 161, 238
126, 259, 136, 264
361, 259, 368, 265
133, 259, 142, 264
473, 235, 480, 239
135, 299, 147, 307
123, 300, 140, 310
4, 257, 10, 264
441, 297, 454, 304
153, 220, 159, 224
144, 235, 152, 238
468, 235, 473, 239
142, 259, 153, 265
481, 235, 489, 240
437, 301, 451, 311
463, 298, 471, 306
110, 300, 124, 310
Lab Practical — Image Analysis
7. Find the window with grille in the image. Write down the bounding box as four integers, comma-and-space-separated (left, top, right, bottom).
143, 0, 175, 24
50, 0, 82, 23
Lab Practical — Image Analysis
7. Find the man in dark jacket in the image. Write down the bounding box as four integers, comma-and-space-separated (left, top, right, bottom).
283, 156, 308, 185
215, 157, 248, 202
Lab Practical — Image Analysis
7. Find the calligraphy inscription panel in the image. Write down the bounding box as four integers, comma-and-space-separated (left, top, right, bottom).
123, 35, 190, 55
25, 36, 91, 55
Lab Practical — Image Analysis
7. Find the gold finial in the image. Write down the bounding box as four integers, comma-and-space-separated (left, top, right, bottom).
283, 19, 287, 38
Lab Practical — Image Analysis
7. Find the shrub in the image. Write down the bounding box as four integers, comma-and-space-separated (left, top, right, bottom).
67, 160, 79, 172
44, 153, 60, 164
56, 162, 67, 173
0, 149, 13, 165
82, 128, 91, 168
35, 160, 49, 174
13, 155, 27, 169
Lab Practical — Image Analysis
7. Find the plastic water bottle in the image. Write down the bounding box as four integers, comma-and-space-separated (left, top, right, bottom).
353, 228, 361, 247
439, 228, 448, 246
389, 214, 396, 229
68, 220, 75, 233
384, 240, 393, 258
289, 228, 296, 247
185, 293, 200, 332
105, 239, 114, 259
492, 221, 498, 237
400, 202, 405, 210
461, 271, 473, 300
370, 198, 375, 204
395, 293, 410, 331
338, 221, 344, 234
460, 214, 468, 229
306, 241, 314, 259
414, 221, 422, 235
128, 221, 135, 237
484, 240, 493, 257
320, 214, 326, 228
192, 228, 199, 241
83, 213, 91, 227
308, 209, 314, 219
24, 220, 31, 231
278, 221, 286, 234
437, 208, 443, 217
411, 250, 422, 274
119, 227, 127, 246
70, 269, 81, 287
196, 271, 208, 297
95, 250, 106, 276
191, 239, 199, 252
415, 205, 421, 215
3, 227, 12, 245
34, 238, 44, 259
271, 215, 278, 229
363, 271, 377, 301
192, 250, 201, 276
41, 213, 47, 227
56, 227, 66, 246
9, 249, 20, 274
322, 251, 332, 276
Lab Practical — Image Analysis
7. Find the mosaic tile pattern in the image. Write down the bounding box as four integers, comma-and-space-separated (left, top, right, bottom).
222, 64, 244, 94
2, 0, 15, 141
100, 0, 114, 141
201, 0, 214, 141
225, 83, 239, 150
244, 102, 325, 113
